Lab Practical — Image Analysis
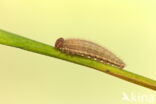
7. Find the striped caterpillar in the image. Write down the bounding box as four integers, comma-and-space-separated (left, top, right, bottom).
55, 38, 125, 69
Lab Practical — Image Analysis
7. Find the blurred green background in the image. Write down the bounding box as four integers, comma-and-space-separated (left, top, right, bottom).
0, 0, 156, 104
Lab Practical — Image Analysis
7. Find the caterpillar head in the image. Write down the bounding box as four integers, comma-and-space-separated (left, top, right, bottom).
55, 38, 64, 49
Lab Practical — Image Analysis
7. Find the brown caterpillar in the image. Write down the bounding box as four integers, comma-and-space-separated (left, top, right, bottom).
55, 38, 125, 69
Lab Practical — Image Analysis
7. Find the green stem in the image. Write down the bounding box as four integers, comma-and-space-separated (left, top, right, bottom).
0, 29, 156, 91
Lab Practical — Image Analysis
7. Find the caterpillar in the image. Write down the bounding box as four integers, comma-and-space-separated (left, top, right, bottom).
55, 38, 125, 69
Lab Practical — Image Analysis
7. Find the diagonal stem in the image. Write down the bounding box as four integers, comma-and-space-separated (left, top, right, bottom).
0, 29, 156, 91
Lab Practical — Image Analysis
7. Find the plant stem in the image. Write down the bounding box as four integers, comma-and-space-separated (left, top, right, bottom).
0, 29, 156, 91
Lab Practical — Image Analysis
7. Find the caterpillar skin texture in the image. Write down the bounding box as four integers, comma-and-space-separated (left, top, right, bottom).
55, 38, 125, 69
